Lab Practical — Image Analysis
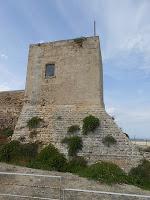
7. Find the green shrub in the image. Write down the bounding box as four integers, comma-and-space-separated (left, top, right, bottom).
27, 117, 42, 129
62, 136, 83, 157
67, 156, 87, 173
29, 144, 67, 172
0, 141, 20, 162
102, 135, 117, 147
79, 161, 128, 184
0, 141, 38, 163
0, 128, 13, 137
20, 143, 38, 158
129, 160, 150, 190
82, 115, 100, 135
67, 125, 80, 134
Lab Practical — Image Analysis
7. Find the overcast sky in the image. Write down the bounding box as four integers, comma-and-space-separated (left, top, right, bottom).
0, 0, 150, 139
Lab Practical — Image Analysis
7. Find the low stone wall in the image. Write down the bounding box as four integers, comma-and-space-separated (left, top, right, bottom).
0, 163, 150, 200
0, 90, 24, 130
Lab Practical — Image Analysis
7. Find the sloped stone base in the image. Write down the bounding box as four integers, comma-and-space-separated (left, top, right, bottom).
13, 104, 144, 171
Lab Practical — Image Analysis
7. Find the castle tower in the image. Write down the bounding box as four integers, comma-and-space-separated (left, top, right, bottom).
25, 36, 104, 108
13, 36, 143, 171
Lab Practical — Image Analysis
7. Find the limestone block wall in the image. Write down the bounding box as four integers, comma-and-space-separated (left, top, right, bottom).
13, 104, 144, 171
0, 90, 24, 130
25, 36, 104, 107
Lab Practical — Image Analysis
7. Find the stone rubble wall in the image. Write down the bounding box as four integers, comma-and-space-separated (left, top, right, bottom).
0, 90, 24, 130
13, 104, 145, 172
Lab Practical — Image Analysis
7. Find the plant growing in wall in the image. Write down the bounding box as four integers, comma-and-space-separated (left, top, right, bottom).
73, 37, 87, 47
67, 125, 80, 134
61, 136, 83, 157
27, 117, 42, 129
102, 135, 117, 147
82, 115, 100, 135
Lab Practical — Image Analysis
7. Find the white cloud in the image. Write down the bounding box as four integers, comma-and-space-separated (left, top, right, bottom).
0, 54, 8, 60
80, 0, 150, 73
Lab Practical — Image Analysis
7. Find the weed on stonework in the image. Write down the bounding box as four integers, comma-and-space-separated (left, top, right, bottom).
27, 117, 42, 129
61, 136, 83, 157
82, 115, 100, 135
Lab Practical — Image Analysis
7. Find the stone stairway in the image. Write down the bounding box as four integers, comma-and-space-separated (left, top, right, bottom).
0, 163, 150, 200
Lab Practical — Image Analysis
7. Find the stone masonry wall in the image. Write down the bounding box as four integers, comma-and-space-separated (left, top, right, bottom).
13, 104, 145, 172
24, 36, 104, 107
0, 90, 24, 130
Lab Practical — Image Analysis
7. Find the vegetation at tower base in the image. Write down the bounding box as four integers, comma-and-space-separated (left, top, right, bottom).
66, 156, 87, 173
67, 125, 80, 134
0, 140, 150, 190
82, 115, 100, 135
78, 162, 129, 185
61, 136, 83, 157
28, 144, 67, 172
129, 159, 150, 190
0, 128, 13, 137
27, 116, 42, 129
102, 135, 117, 147
0, 141, 38, 164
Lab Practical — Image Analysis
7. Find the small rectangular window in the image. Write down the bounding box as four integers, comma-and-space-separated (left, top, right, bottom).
45, 64, 55, 78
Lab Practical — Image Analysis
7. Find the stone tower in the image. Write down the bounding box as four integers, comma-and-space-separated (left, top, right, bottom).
25, 36, 104, 108
13, 36, 144, 171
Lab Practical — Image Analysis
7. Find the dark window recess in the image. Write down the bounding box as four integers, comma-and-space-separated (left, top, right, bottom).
45, 64, 55, 78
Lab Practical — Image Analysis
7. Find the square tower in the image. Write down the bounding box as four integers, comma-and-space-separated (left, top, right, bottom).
13, 36, 143, 171
25, 36, 104, 107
